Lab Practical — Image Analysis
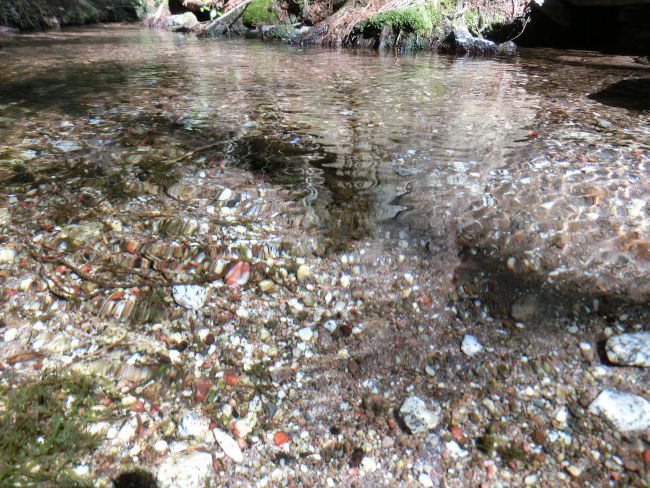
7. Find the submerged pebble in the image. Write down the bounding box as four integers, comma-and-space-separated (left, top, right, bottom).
461, 334, 483, 356
400, 396, 441, 434
172, 285, 208, 310
589, 389, 650, 432
605, 331, 650, 367
156, 451, 213, 488
213, 428, 244, 463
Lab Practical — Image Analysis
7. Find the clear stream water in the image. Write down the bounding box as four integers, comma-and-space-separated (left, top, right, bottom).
0, 25, 648, 315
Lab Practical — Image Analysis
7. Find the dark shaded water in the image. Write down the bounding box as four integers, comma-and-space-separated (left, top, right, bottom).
1, 26, 648, 314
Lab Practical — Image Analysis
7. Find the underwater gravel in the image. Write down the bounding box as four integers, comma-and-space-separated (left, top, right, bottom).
0, 28, 648, 488
1, 157, 648, 487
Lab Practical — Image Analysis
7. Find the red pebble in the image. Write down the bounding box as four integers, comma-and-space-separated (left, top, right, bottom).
108, 290, 124, 301
123, 241, 137, 254
449, 425, 463, 441
224, 370, 238, 386
274, 431, 290, 446
193, 377, 212, 402
1, 289, 17, 301
224, 261, 250, 287
643, 448, 650, 463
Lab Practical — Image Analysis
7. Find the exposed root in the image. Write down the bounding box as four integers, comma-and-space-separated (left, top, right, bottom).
295, 0, 424, 46
143, 0, 170, 27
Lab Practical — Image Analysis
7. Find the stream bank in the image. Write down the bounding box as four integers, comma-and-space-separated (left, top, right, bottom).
145, 0, 650, 56
0, 0, 145, 30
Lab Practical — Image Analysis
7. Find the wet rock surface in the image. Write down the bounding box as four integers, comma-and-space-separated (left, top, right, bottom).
606, 331, 650, 367
167, 12, 199, 32
156, 451, 213, 488
441, 27, 498, 55
400, 396, 441, 434
0, 27, 648, 487
589, 389, 650, 432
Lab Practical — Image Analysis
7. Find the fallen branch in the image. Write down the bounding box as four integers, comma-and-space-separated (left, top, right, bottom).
169, 136, 240, 164
200, 0, 254, 34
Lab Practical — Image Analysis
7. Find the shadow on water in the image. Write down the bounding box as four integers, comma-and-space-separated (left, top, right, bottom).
588, 78, 650, 111
455, 245, 650, 328
0, 62, 130, 115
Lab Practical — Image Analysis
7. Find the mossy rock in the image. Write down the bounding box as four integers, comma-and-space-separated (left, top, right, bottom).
262, 23, 299, 41
361, 6, 431, 34
356, 3, 442, 35
242, 0, 278, 27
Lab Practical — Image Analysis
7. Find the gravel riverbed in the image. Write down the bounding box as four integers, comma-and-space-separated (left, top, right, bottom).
0, 27, 649, 487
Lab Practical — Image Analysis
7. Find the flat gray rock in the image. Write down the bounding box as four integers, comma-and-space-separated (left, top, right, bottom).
589, 389, 650, 432
606, 331, 650, 367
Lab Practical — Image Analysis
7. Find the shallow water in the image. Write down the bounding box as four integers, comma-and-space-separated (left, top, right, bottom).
1, 25, 648, 314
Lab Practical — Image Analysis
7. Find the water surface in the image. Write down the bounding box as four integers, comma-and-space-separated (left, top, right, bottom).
1, 26, 648, 313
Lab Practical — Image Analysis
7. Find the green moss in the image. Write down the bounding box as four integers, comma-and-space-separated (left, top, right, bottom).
463, 9, 480, 36
476, 423, 495, 454
358, 4, 435, 34
497, 444, 527, 462
242, 0, 278, 27
61, 6, 99, 25
0, 373, 100, 486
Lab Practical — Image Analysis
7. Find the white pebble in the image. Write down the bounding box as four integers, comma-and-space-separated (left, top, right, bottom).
172, 285, 208, 310
323, 320, 337, 333
297, 327, 314, 342
419, 473, 434, 487
213, 428, 243, 463
154, 440, 169, 452
4, 328, 18, 342
589, 389, 650, 432
461, 334, 483, 356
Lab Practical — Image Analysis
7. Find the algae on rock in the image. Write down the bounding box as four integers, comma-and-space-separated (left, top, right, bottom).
0, 373, 101, 486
